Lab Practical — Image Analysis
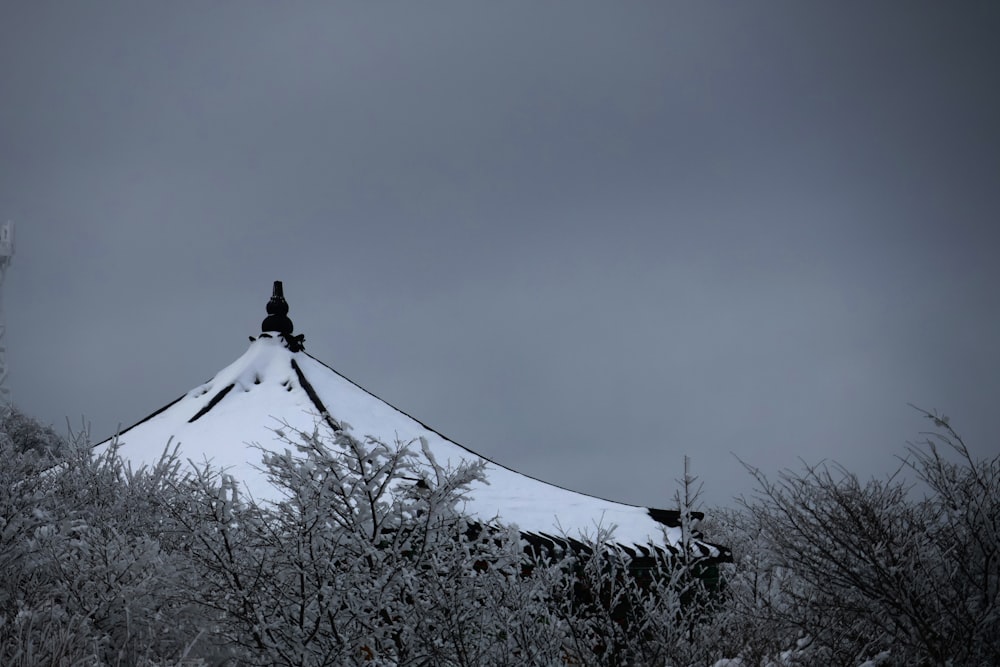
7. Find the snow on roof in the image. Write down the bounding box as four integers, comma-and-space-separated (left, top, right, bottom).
101, 283, 726, 558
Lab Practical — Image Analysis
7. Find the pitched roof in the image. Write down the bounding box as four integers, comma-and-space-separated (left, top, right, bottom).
104, 282, 729, 560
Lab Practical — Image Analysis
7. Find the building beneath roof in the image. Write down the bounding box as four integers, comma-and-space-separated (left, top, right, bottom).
102, 281, 729, 562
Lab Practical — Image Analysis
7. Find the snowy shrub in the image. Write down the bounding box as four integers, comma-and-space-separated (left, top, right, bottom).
0, 417, 218, 666
520, 460, 731, 667
695, 506, 801, 665
739, 408, 999, 666
167, 423, 553, 666
0, 435, 92, 666
0, 407, 65, 455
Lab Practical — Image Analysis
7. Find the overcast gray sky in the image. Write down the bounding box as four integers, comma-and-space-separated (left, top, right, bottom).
2, 2, 998, 508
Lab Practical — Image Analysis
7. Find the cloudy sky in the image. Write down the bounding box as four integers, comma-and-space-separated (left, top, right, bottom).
2, 2, 997, 508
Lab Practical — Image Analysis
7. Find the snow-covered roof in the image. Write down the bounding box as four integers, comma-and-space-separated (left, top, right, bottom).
102, 282, 727, 558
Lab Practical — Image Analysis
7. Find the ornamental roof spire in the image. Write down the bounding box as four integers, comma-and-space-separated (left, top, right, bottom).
261, 280, 294, 336
259, 280, 305, 351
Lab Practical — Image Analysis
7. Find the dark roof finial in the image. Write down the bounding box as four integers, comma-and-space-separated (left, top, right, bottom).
261, 280, 294, 336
